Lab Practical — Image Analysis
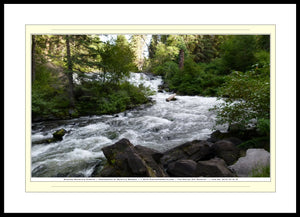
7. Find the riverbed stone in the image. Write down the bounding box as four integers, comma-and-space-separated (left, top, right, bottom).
32, 128, 67, 145
228, 148, 270, 177
134, 145, 168, 177
160, 140, 215, 167
100, 138, 166, 177
223, 137, 243, 146
166, 159, 197, 177
211, 140, 241, 165
101, 138, 147, 176
208, 126, 261, 143
52, 128, 67, 140
195, 157, 236, 177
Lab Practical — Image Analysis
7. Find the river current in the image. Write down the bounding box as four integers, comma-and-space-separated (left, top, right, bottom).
31, 72, 227, 177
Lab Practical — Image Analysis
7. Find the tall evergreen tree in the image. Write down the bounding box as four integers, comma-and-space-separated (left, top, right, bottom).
149, 35, 159, 59
130, 35, 147, 71
65, 35, 75, 109
31, 35, 36, 83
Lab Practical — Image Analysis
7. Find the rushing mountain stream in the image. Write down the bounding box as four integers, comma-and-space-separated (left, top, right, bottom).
31, 73, 228, 177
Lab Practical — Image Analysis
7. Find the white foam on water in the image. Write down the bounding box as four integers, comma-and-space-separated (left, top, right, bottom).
31, 72, 228, 177
65, 148, 103, 160
31, 133, 52, 142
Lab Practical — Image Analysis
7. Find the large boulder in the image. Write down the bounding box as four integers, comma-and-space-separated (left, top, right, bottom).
195, 157, 236, 177
134, 145, 168, 177
228, 148, 270, 177
100, 138, 148, 177
160, 140, 215, 167
98, 138, 167, 177
211, 140, 241, 165
166, 159, 197, 177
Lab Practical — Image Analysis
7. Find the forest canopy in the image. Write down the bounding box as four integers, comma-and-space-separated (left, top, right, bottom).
31, 34, 270, 135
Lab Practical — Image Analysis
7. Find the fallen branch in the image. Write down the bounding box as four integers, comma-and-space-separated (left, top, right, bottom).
166, 93, 176, 102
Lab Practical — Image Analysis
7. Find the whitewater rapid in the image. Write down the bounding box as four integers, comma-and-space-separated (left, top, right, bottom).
31, 72, 227, 177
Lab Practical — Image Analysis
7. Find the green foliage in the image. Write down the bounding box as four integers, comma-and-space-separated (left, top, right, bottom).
236, 118, 270, 151
190, 35, 223, 63
212, 57, 270, 128
254, 50, 270, 68
98, 39, 137, 83
219, 35, 257, 73
32, 35, 147, 121
256, 35, 270, 52
168, 57, 202, 95
152, 61, 179, 77
237, 137, 270, 152
32, 64, 70, 119
163, 58, 226, 96
148, 35, 159, 59
74, 79, 150, 116
250, 164, 270, 177
129, 35, 147, 71
151, 42, 180, 71
32, 34, 271, 125
257, 118, 270, 137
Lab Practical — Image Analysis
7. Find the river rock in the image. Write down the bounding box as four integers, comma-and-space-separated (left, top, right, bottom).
208, 125, 261, 143
99, 138, 166, 177
52, 128, 67, 140
228, 148, 270, 177
211, 140, 241, 165
195, 157, 236, 177
160, 140, 215, 167
134, 145, 168, 177
223, 137, 243, 146
207, 130, 228, 143
166, 159, 197, 177
32, 128, 67, 145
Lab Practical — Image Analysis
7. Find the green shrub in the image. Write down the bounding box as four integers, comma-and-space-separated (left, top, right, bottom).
257, 118, 270, 137
212, 65, 270, 128
219, 35, 257, 73
250, 164, 270, 177
237, 137, 270, 152
32, 64, 70, 119
74, 79, 150, 116
164, 57, 225, 96
152, 60, 179, 77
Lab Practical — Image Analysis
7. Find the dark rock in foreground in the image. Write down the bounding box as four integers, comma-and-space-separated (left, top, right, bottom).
211, 140, 241, 166
160, 140, 215, 167
96, 138, 237, 177
96, 138, 168, 177
166, 159, 197, 177
195, 157, 236, 177
95, 135, 269, 178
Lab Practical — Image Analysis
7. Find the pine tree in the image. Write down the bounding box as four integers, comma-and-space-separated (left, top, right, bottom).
65, 35, 75, 109
31, 35, 36, 83
130, 35, 146, 71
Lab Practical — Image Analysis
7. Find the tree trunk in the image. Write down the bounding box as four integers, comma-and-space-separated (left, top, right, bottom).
31, 35, 36, 84
65, 35, 75, 108
179, 49, 184, 70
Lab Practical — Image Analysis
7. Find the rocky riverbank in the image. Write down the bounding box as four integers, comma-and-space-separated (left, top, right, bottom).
32, 124, 270, 178
91, 126, 270, 178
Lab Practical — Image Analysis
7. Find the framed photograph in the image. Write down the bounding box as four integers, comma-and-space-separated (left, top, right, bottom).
25, 24, 275, 192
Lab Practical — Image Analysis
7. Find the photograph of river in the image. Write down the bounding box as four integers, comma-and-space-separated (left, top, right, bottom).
5, 3, 298, 212
31, 34, 271, 178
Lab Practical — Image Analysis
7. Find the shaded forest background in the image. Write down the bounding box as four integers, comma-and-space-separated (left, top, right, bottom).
31, 34, 270, 136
